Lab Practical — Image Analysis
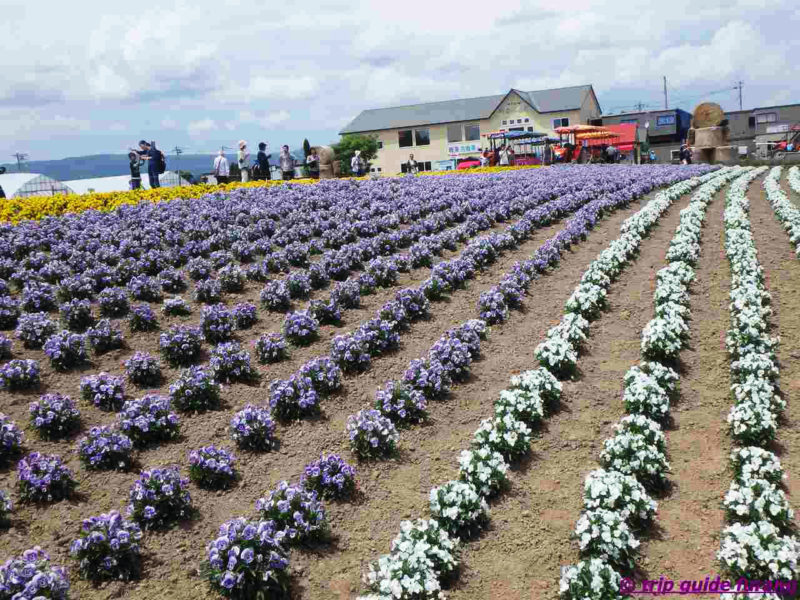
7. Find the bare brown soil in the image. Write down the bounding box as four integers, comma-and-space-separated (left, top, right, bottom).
8, 178, 793, 600
444, 186, 729, 600
0, 191, 655, 600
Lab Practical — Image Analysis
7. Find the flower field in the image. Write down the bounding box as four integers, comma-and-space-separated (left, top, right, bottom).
1, 164, 799, 599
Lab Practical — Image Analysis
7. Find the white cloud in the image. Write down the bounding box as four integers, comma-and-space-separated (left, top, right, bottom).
0, 0, 798, 158
0, 112, 91, 139
264, 110, 291, 125
187, 118, 217, 137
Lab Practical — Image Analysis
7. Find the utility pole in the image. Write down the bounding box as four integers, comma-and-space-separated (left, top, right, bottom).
663, 76, 668, 109
12, 152, 28, 172
172, 146, 184, 186
635, 101, 645, 112
735, 80, 744, 111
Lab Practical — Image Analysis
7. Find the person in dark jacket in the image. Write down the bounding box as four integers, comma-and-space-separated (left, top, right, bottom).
128, 151, 142, 190
256, 143, 271, 180
138, 140, 161, 188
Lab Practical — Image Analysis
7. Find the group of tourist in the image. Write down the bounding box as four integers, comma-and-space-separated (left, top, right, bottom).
214, 142, 320, 184
125, 140, 325, 190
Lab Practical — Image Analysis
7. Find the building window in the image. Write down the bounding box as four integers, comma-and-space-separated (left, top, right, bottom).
552, 117, 569, 128
377, 167, 381, 172
527, 127, 534, 132
447, 124, 462, 143
414, 128, 430, 146
755, 113, 777, 124
509, 127, 524, 132
398, 130, 413, 148
464, 124, 480, 141
656, 115, 676, 126
524, 118, 530, 123
417, 161, 432, 172
377, 141, 383, 149
748, 116, 756, 128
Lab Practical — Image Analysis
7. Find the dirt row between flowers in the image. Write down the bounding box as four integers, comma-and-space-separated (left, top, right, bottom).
0, 188, 665, 599
643, 174, 800, 584
746, 178, 800, 505
442, 185, 732, 600
296, 189, 687, 600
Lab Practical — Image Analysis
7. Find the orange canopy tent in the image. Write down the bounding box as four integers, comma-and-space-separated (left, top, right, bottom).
583, 124, 637, 152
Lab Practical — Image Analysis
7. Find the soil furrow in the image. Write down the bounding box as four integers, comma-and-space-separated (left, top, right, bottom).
0, 189, 662, 600
440, 186, 700, 600
636, 186, 732, 581
747, 179, 800, 503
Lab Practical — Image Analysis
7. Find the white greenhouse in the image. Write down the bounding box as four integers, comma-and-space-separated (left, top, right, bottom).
63, 171, 192, 194
0, 173, 74, 198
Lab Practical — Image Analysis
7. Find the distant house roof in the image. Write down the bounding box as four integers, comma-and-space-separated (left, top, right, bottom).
64, 171, 191, 194
340, 85, 597, 134
0, 173, 74, 198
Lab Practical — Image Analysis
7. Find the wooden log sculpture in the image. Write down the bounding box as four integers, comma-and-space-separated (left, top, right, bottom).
692, 102, 725, 129
314, 146, 337, 179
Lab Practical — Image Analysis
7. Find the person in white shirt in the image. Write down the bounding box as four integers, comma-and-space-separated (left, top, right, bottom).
351, 150, 364, 176
405, 153, 418, 175
213, 150, 230, 185
499, 146, 510, 166
237, 141, 250, 182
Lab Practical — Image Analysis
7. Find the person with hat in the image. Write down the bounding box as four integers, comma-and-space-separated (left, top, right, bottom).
237, 140, 250, 182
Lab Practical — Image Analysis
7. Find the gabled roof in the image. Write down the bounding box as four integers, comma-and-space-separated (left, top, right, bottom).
340, 85, 596, 134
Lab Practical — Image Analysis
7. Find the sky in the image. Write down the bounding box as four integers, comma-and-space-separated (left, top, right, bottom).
1, 0, 798, 161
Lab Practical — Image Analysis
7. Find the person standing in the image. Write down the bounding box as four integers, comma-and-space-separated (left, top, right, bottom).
256, 142, 271, 180
405, 153, 418, 175
138, 140, 162, 188
128, 151, 142, 190
350, 150, 364, 176
279, 145, 295, 181
237, 141, 250, 182
479, 151, 489, 167
213, 150, 230, 184
499, 145, 510, 166
306, 148, 320, 179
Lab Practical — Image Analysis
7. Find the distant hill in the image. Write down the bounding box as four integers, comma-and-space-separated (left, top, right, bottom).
0, 149, 308, 182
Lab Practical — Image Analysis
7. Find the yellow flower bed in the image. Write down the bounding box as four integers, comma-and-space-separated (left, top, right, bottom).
0, 165, 537, 224
0, 177, 315, 224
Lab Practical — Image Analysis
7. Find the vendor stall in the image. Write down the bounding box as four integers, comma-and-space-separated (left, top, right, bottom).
553, 125, 623, 163
482, 130, 558, 165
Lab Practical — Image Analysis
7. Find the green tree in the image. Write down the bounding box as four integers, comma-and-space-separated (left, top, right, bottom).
333, 134, 379, 176
303, 139, 311, 158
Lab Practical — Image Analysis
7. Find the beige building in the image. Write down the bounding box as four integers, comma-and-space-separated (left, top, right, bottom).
340, 85, 601, 174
